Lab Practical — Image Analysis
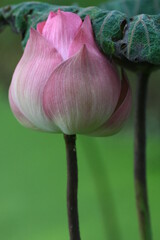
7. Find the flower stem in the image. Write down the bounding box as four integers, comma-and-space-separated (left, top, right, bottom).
134, 72, 152, 240
64, 134, 81, 240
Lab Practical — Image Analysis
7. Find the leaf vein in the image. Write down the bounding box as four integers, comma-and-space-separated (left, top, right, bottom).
127, 16, 142, 58
127, 15, 151, 59
98, 11, 114, 46
140, 17, 151, 55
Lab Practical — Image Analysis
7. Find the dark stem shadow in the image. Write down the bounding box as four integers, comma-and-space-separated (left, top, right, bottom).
80, 137, 122, 240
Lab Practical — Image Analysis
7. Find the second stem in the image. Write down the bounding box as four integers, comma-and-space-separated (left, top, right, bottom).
134, 72, 152, 240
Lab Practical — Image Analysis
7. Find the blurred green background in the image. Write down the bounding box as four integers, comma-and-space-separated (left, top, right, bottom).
0, 0, 160, 240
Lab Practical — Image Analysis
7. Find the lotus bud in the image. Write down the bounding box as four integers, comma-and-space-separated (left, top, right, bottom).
9, 10, 131, 136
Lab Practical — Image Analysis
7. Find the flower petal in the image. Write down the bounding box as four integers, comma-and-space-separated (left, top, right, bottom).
69, 15, 99, 57
37, 12, 57, 34
89, 70, 132, 137
9, 90, 35, 129
42, 10, 82, 60
37, 21, 46, 34
9, 28, 62, 132
43, 45, 121, 135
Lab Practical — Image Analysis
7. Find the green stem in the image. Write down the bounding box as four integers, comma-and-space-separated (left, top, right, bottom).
134, 72, 152, 240
64, 134, 81, 240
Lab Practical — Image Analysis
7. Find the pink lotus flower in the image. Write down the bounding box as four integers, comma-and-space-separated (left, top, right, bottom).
9, 10, 131, 136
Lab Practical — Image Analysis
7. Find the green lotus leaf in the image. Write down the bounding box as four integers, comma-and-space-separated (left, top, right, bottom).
101, 0, 160, 17
0, 2, 160, 69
